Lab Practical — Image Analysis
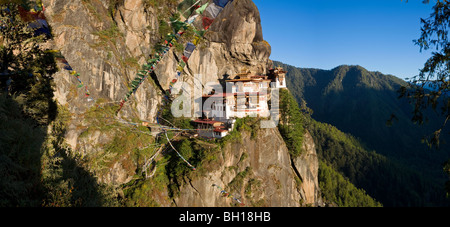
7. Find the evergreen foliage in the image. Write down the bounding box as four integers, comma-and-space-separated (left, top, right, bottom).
400, 0, 450, 148
275, 60, 450, 206
309, 118, 445, 206
278, 88, 306, 157
318, 160, 382, 207
0, 94, 44, 206
0, 3, 58, 125
401, 0, 450, 197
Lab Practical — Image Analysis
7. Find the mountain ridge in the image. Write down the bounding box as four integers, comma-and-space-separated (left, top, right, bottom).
274, 60, 450, 206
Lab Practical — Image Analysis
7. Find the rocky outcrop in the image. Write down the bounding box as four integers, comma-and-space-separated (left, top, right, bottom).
43, 0, 160, 120
206, 0, 270, 66
43, 0, 163, 178
174, 128, 322, 207
155, 0, 271, 93
292, 130, 324, 206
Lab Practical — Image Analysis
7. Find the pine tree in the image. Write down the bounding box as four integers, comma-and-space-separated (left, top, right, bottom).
278, 88, 306, 157
400, 0, 450, 198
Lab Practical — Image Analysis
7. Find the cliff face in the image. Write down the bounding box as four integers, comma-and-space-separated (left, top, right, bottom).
41, 0, 322, 206
43, 0, 167, 119
155, 0, 271, 92
43, 0, 270, 146
293, 130, 323, 205
175, 128, 323, 207
43, 0, 162, 151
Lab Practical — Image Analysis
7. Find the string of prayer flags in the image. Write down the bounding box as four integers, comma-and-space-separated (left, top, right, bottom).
69, 70, 91, 97
16, 3, 51, 37
46, 49, 92, 99
118, 3, 195, 112
212, 184, 245, 206
118, 0, 235, 113
167, 0, 235, 95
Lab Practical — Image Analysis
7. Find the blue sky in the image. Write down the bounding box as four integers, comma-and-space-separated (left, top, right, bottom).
253, 0, 436, 80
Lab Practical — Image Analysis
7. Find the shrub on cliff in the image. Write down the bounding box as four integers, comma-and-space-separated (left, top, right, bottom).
278, 88, 307, 157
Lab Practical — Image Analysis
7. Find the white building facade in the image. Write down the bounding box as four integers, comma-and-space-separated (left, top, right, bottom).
194, 67, 287, 138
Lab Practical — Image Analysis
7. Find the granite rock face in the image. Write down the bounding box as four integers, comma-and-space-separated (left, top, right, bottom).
292, 130, 324, 206
43, 0, 160, 121
174, 128, 322, 207
42, 0, 322, 206
43, 0, 162, 185
155, 0, 272, 93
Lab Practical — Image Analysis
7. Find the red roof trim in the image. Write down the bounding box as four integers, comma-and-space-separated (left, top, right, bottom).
193, 119, 222, 125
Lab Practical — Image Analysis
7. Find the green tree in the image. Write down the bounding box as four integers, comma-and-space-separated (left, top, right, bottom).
0, 2, 57, 124
278, 88, 307, 157
399, 0, 450, 198
318, 161, 382, 207
399, 0, 450, 145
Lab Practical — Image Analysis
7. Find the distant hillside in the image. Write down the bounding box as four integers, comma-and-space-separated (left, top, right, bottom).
273, 61, 450, 206
309, 118, 442, 207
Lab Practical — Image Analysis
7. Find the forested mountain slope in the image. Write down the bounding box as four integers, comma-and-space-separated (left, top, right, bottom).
274, 61, 450, 206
